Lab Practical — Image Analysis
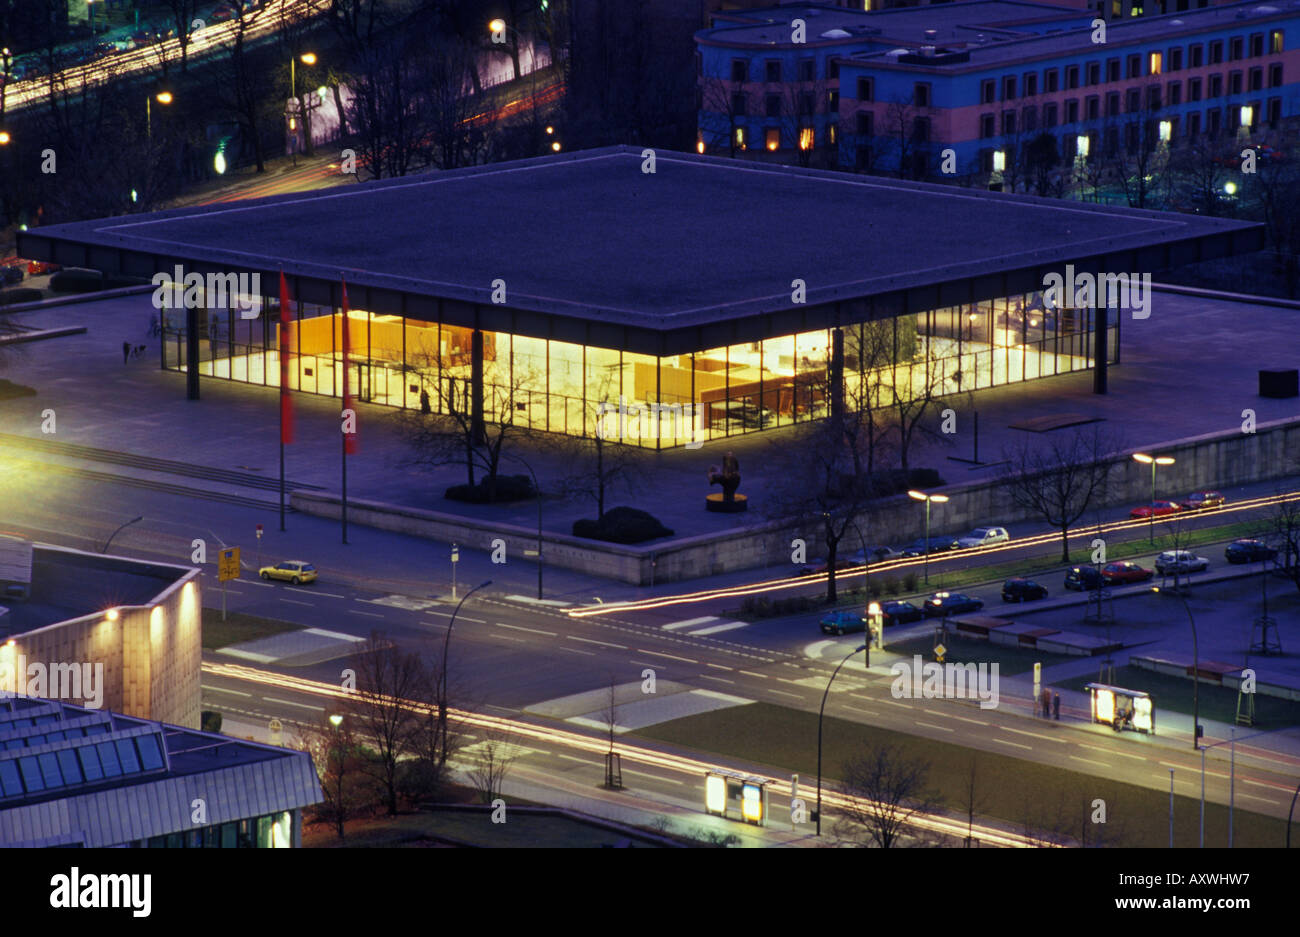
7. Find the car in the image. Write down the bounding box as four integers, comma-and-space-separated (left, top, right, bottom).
956, 526, 1011, 549
1129, 500, 1183, 519
1101, 561, 1153, 584
258, 560, 318, 584
1225, 538, 1277, 564
847, 545, 903, 565
1154, 550, 1209, 575
922, 592, 984, 617
26, 260, 60, 275
1064, 566, 1108, 591
877, 600, 925, 625
1182, 490, 1226, 510
1002, 578, 1048, 602
0, 264, 24, 285
798, 557, 855, 576
900, 536, 960, 557
819, 610, 867, 636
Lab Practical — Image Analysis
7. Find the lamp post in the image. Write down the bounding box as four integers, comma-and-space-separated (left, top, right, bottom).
1152, 586, 1201, 754
504, 453, 544, 599
907, 490, 949, 585
290, 52, 317, 162
102, 515, 144, 553
437, 579, 491, 768
488, 18, 524, 82
146, 91, 172, 147
1133, 452, 1175, 545
816, 642, 868, 836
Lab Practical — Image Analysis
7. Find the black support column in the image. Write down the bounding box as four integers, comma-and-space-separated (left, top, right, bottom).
471, 328, 486, 444
1092, 302, 1107, 395
186, 306, 201, 400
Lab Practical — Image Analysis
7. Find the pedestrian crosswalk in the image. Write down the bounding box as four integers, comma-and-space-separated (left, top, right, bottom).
661, 616, 749, 637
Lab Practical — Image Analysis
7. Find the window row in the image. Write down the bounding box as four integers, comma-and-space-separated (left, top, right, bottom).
978, 91, 1281, 137
0, 734, 166, 799
731, 57, 839, 84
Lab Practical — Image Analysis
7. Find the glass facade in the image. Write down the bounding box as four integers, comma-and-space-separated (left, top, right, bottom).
163, 288, 1118, 448
136, 810, 294, 848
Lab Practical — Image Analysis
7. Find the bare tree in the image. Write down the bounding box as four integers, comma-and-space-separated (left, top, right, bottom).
345, 632, 424, 816
1267, 486, 1300, 594
888, 332, 950, 472
557, 371, 645, 521
1001, 427, 1119, 564
466, 728, 519, 804
883, 94, 917, 179
213, 2, 274, 174
699, 67, 745, 158
960, 756, 987, 847
833, 744, 943, 848
1110, 102, 1168, 209
298, 713, 374, 838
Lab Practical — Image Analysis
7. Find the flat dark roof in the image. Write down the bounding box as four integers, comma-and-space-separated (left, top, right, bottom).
20, 146, 1263, 355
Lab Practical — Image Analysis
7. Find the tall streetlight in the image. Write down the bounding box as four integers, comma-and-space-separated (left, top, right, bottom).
816, 643, 868, 836
437, 579, 491, 768
504, 452, 544, 599
1152, 586, 1201, 754
907, 490, 949, 585
147, 91, 173, 146
102, 515, 144, 553
1133, 452, 1175, 545
488, 18, 523, 82
290, 52, 317, 162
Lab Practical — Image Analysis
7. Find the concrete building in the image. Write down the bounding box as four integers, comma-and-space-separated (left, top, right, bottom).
696, 1, 1300, 182
18, 147, 1259, 449
0, 537, 202, 729
0, 696, 320, 847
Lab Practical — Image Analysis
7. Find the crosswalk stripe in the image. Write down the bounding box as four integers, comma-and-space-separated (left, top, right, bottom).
687, 621, 749, 636
662, 616, 716, 630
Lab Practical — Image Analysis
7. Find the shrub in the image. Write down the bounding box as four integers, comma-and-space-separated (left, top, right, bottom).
883, 577, 902, 596
902, 571, 919, 593
200, 710, 223, 734
867, 579, 883, 599
572, 506, 674, 544
445, 473, 536, 504
49, 267, 103, 293
0, 287, 42, 306
868, 467, 947, 498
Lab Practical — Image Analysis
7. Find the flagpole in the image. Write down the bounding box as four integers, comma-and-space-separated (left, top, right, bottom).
342, 426, 348, 544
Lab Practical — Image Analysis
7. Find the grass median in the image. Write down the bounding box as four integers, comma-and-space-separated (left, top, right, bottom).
633, 701, 1286, 847
202, 607, 302, 650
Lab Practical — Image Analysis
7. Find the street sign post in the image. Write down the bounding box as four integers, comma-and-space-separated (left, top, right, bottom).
450, 543, 459, 600
255, 524, 263, 572
218, 546, 240, 621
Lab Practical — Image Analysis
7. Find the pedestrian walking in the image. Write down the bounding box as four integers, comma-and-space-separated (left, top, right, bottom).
1040, 687, 1051, 718
122, 341, 130, 364
1053, 691, 1061, 721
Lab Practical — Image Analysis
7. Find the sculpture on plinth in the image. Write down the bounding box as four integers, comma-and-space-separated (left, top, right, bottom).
706, 451, 747, 512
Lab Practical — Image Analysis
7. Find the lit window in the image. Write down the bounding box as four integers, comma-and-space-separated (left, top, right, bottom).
1076, 134, 1090, 157
766, 127, 780, 150
992, 149, 1005, 171
798, 127, 814, 150
1149, 52, 1162, 75
1240, 105, 1254, 126
1158, 120, 1171, 141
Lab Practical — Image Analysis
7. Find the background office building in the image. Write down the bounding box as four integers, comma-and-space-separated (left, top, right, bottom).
697, 1, 1299, 185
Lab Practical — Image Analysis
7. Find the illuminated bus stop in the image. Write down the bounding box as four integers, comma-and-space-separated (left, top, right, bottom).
704, 769, 769, 825
1085, 683, 1155, 734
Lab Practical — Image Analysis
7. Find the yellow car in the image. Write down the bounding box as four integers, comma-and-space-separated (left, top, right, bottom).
258, 560, 318, 584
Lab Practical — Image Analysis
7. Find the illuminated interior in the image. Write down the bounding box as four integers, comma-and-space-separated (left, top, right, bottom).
163, 289, 1117, 448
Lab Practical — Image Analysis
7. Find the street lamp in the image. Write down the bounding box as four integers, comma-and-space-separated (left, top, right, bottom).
102, 515, 144, 553
907, 490, 949, 585
504, 452, 544, 600
1133, 452, 1175, 545
1152, 586, 1201, 755
437, 579, 491, 768
816, 643, 868, 836
290, 52, 317, 161
146, 91, 173, 147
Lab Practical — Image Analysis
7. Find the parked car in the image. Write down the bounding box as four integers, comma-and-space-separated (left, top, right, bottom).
1129, 501, 1183, 519
1064, 566, 1108, 591
957, 526, 1011, 549
26, 260, 60, 275
258, 560, 318, 584
0, 264, 24, 285
923, 592, 984, 617
900, 536, 960, 557
847, 545, 903, 565
1101, 561, 1153, 584
1225, 538, 1277, 564
877, 600, 925, 626
819, 610, 867, 636
1154, 550, 1209, 575
798, 557, 855, 576
1182, 490, 1226, 510
1002, 578, 1048, 602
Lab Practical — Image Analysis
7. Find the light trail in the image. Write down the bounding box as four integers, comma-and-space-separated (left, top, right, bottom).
567, 490, 1300, 618
206, 660, 1036, 846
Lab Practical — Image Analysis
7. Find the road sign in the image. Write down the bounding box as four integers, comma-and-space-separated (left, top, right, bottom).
218, 547, 241, 582
451, 547, 460, 563
934, 643, 947, 662
255, 524, 263, 539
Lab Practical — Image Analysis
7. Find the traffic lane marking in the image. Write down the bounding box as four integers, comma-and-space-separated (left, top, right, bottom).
567, 635, 627, 649
636, 650, 698, 663
993, 738, 1032, 750
496, 622, 557, 637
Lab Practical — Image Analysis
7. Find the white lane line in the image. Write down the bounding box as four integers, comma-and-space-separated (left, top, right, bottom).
1241, 777, 1287, 790
688, 621, 749, 636
559, 647, 596, 656
348, 609, 385, 618
202, 686, 251, 697
949, 715, 986, 725
493, 635, 526, 644
915, 721, 954, 733
293, 588, 344, 598
702, 675, 736, 685
423, 611, 484, 623
496, 622, 557, 637
263, 697, 325, 712
1237, 793, 1276, 804
637, 649, 698, 663
1079, 742, 1145, 760
244, 581, 274, 588
280, 598, 313, 606
567, 635, 627, 649
993, 738, 1032, 750
622, 768, 684, 786
1003, 726, 1066, 743
556, 753, 595, 765
425, 611, 452, 618
738, 671, 768, 679
1070, 755, 1110, 768
662, 617, 716, 631
706, 663, 734, 671
770, 690, 802, 699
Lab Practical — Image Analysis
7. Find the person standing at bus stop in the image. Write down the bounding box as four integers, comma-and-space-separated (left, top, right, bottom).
1053, 691, 1061, 721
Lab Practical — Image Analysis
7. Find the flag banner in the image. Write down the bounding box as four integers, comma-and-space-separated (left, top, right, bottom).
341, 276, 358, 455
279, 270, 295, 444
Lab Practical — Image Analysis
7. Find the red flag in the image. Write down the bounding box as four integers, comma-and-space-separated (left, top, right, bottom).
341, 276, 358, 454
279, 270, 295, 444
